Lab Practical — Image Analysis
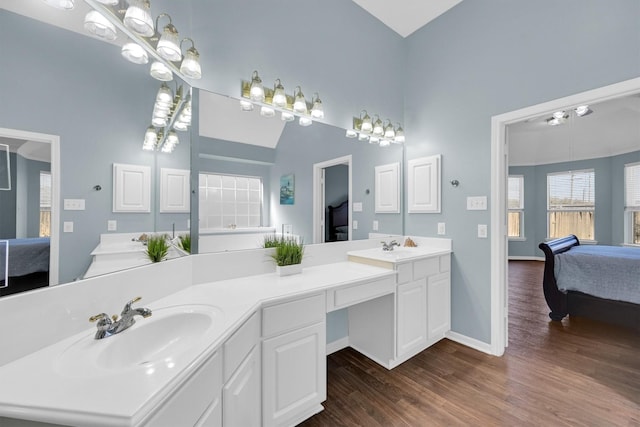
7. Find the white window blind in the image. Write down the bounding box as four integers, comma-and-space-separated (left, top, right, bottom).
625, 162, 640, 208
508, 176, 523, 209
547, 169, 594, 210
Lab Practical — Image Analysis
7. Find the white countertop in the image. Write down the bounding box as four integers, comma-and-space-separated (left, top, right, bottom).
347, 246, 451, 263
0, 261, 395, 427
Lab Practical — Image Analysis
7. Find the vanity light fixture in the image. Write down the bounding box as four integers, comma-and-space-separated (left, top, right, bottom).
123, 0, 155, 37
121, 41, 149, 64
42, 0, 74, 10
84, 0, 203, 81
240, 71, 325, 127
142, 84, 191, 153
150, 61, 173, 81
346, 111, 405, 146
179, 39, 202, 79
84, 10, 117, 41
155, 14, 181, 62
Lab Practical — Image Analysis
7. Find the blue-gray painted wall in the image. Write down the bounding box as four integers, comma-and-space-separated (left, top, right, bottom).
509, 150, 640, 257
0, 153, 18, 238
404, 0, 640, 343
17, 156, 50, 238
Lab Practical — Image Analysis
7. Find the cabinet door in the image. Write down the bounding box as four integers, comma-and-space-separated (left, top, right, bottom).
427, 272, 451, 342
396, 279, 427, 358
223, 345, 261, 427
262, 322, 326, 427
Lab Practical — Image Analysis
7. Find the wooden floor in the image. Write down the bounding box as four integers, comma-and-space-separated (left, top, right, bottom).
300, 261, 640, 426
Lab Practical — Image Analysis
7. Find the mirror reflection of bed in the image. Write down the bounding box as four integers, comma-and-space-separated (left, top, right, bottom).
323, 163, 349, 242
0, 138, 51, 296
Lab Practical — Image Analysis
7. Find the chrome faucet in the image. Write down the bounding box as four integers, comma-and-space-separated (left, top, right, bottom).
89, 297, 152, 340
381, 240, 401, 251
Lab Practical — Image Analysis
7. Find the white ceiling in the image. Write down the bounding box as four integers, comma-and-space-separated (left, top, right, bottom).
0, 137, 51, 163
508, 94, 640, 166
351, 0, 463, 38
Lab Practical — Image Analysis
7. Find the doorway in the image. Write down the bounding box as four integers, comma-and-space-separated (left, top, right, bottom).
490, 77, 640, 356
313, 155, 352, 244
0, 127, 60, 289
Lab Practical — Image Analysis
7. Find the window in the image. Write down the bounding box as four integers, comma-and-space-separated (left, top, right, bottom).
547, 169, 594, 240
199, 173, 262, 229
39, 171, 51, 237
508, 175, 524, 238
625, 162, 640, 244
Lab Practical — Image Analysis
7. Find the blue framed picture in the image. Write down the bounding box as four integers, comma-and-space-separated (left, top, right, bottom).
280, 174, 294, 205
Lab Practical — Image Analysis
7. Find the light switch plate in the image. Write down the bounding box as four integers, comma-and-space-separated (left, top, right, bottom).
437, 222, 446, 235
352, 220, 358, 230
283, 224, 293, 235
63, 221, 74, 233
467, 196, 487, 210
372, 220, 379, 231
107, 220, 117, 231
353, 202, 363, 212
478, 224, 488, 238
64, 198, 85, 210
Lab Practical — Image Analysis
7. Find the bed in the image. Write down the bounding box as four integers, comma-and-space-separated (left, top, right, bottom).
538, 235, 640, 330
0, 237, 50, 296
327, 200, 349, 242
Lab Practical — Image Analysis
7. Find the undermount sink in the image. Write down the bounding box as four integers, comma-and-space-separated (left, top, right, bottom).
54, 304, 223, 378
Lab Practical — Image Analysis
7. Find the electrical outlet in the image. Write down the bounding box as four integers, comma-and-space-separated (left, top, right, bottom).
107, 220, 117, 231
478, 224, 488, 238
437, 222, 446, 235
63, 221, 74, 233
372, 220, 379, 231
352, 220, 358, 230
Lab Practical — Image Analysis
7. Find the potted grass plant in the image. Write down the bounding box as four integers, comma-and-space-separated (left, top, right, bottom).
146, 234, 169, 263
178, 234, 191, 254
269, 236, 304, 276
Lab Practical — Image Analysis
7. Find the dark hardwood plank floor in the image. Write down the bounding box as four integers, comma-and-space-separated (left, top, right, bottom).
300, 260, 640, 426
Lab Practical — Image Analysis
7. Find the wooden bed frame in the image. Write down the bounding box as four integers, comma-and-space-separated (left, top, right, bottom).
538, 235, 640, 331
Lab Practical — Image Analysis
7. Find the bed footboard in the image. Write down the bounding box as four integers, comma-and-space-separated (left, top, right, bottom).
538, 235, 580, 321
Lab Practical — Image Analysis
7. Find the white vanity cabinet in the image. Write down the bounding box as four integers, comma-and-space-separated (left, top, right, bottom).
395, 254, 451, 361
262, 293, 326, 427
222, 312, 262, 427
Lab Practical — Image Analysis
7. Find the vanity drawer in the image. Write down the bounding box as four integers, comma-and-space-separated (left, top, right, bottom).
326, 276, 395, 312
143, 350, 222, 427
414, 257, 440, 280
396, 263, 413, 284
224, 312, 260, 381
262, 293, 325, 338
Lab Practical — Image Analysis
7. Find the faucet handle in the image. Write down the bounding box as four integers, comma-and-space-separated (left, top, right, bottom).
89, 313, 111, 323
121, 297, 143, 315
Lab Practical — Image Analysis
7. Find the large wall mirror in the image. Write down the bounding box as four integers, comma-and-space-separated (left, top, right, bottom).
0, 3, 191, 295
507, 93, 640, 257
194, 90, 405, 253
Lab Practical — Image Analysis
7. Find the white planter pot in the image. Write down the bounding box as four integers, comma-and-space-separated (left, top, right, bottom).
276, 264, 303, 276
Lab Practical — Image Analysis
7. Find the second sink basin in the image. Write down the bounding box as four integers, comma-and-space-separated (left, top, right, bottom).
54, 304, 223, 378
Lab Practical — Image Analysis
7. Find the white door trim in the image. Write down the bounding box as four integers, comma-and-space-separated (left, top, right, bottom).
490, 77, 640, 356
0, 127, 60, 286
312, 155, 352, 244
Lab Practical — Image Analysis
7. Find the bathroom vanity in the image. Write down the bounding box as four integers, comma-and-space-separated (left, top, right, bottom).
0, 237, 451, 427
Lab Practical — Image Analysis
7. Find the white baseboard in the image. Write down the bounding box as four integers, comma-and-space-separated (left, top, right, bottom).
445, 331, 494, 355
326, 337, 349, 355
508, 256, 544, 262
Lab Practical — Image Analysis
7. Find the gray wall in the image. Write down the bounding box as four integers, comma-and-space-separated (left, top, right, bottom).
16, 156, 50, 238
509, 150, 640, 257
404, 0, 640, 343
0, 11, 190, 283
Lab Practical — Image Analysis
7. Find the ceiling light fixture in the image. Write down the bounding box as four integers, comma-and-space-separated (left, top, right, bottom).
346, 111, 405, 146
84, 0, 202, 81
575, 105, 592, 117
42, 0, 74, 10
240, 71, 325, 127
546, 106, 593, 126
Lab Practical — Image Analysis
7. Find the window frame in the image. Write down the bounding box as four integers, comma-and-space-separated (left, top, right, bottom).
624, 161, 640, 245
198, 172, 264, 230
507, 175, 525, 240
546, 168, 595, 241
